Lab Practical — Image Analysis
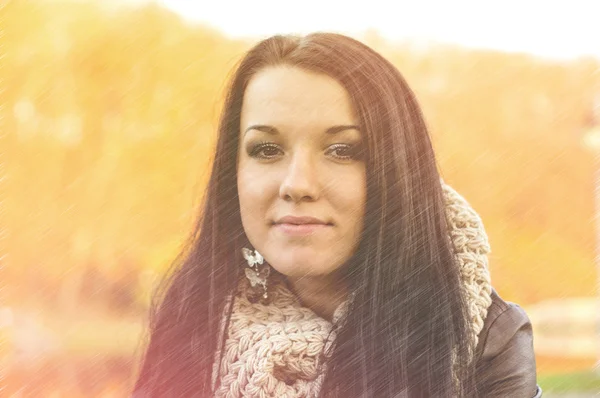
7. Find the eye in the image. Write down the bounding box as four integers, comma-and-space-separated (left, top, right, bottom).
326, 143, 363, 161
248, 141, 282, 160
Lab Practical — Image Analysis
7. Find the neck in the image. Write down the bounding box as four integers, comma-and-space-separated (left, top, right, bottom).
285, 272, 349, 322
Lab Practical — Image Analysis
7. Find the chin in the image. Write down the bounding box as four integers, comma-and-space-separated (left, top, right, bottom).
273, 266, 329, 279
269, 258, 338, 279
262, 244, 347, 277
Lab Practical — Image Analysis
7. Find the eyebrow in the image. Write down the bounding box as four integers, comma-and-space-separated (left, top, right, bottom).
243, 124, 360, 137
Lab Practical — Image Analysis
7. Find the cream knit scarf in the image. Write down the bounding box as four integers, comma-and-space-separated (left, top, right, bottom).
213, 181, 493, 397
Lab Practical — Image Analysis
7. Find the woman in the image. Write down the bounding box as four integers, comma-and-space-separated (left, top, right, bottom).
133, 33, 542, 397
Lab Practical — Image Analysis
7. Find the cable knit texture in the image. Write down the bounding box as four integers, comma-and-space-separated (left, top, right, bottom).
213, 180, 493, 397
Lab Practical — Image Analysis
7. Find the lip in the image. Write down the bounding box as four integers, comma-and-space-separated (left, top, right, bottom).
273, 215, 333, 236
274, 223, 331, 236
275, 215, 331, 225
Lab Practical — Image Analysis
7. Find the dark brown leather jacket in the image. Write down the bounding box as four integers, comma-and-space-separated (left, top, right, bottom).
474, 288, 542, 397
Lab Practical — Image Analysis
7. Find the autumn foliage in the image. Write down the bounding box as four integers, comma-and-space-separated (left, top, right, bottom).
2, 0, 599, 394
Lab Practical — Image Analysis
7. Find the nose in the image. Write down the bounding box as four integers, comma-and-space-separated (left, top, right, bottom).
279, 151, 320, 202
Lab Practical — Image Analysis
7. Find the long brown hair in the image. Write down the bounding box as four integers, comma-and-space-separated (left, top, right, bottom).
133, 33, 477, 397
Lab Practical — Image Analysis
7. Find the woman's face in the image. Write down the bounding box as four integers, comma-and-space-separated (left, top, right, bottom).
237, 65, 367, 278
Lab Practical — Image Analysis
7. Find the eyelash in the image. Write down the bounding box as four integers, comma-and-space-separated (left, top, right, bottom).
248, 141, 363, 161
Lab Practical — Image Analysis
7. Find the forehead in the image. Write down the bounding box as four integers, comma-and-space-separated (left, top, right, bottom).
240, 66, 358, 130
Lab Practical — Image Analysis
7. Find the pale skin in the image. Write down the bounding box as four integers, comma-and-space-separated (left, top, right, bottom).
237, 65, 367, 321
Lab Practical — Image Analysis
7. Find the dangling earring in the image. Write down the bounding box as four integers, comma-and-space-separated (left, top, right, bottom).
241, 247, 270, 300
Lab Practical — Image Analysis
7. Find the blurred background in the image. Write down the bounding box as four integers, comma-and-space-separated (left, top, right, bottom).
2, 0, 600, 396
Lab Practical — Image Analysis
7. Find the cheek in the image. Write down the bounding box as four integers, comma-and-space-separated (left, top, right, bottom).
341, 180, 367, 255
237, 165, 277, 230
331, 170, 367, 225
349, 191, 367, 238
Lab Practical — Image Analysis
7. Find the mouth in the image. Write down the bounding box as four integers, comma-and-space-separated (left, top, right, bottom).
274, 215, 333, 226
271, 215, 334, 236
272, 221, 334, 226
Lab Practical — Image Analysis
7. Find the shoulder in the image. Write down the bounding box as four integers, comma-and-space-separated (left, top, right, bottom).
473, 289, 543, 397
475, 289, 530, 359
